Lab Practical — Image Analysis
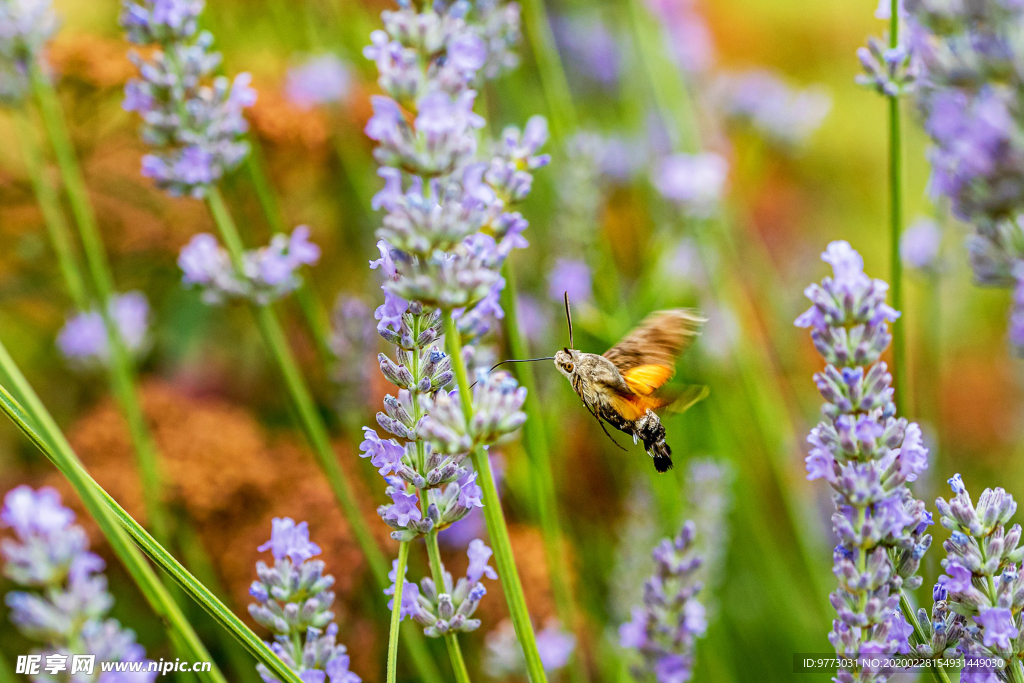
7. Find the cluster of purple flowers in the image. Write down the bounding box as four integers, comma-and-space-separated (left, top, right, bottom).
285, 55, 352, 110
713, 70, 831, 148
56, 292, 151, 368
360, 0, 541, 637
177, 226, 321, 305
248, 518, 361, 683
618, 521, 708, 683
796, 241, 933, 682
386, 538, 498, 637
120, 0, 256, 198
653, 153, 729, 218
482, 618, 576, 677
0, 0, 57, 102
905, 0, 1024, 352
934, 475, 1024, 679
1, 486, 156, 682
900, 217, 943, 274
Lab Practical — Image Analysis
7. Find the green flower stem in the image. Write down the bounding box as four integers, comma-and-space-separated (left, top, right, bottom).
12, 109, 89, 309
245, 146, 287, 233
205, 187, 443, 683
28, 63, 172, 547
442, 311, 548, 683
499, 263, 583, 666
244, 149, 336, 367
0, 339, 292, 683
888, 0, 909, 416
386, 540, 410, 683
519, 0, 576, 138
625, 0, 700, 152
423, 531, 472, 683
0, 651, 17, 683
898, 593, 951, 683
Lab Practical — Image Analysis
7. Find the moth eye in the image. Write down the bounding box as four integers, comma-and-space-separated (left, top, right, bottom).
566, 363, 574, 373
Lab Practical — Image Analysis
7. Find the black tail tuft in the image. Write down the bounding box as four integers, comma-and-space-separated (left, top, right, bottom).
636, 411, 673, 474
653, 451, 673, 473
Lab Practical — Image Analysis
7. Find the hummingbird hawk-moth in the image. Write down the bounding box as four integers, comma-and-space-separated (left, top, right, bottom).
551, 295, 707, 473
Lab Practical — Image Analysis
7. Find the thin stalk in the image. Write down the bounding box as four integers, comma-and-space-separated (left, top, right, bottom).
28, 64, 172, 546
898, 592, 951, 683
207, 186, 386, 583
518, 0, 577, 138
499, 262, 584, 677
244, 149, 336, 367
888, 0, 908, 416
443, 311, 548, 683
0, 651, 17, 683
424, 532, 472, 683
205, 187, 443, 683
0, 339, 297, 683
12, 109, 89, 309
387, 541, 410, 683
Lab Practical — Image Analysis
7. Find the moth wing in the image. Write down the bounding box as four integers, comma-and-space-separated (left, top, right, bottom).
604, 392, 648, 421
603, 309, 706, 375
622, 364, 675, 396
611, 384, 709, 418
661, 384, 710, 414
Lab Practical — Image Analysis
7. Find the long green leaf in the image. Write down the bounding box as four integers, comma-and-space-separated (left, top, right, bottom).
0, 341, 302, 683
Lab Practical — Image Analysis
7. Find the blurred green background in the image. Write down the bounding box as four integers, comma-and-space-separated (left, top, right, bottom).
1, 0, 1021, 681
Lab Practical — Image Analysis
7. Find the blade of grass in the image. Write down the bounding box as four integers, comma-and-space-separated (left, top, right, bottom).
888, 0, 909, 416
28, 64, 172, 547
0, 338, 299, 683
12, 109, 89, 310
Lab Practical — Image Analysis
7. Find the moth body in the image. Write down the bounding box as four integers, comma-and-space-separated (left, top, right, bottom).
554, 347, 676, 472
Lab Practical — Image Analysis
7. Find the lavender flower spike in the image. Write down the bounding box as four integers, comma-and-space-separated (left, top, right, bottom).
385, 538, 498, 638
0, 0, 58, 102
796, 241, 935, 683
619, 521, 707, 682
121, 0, 255, 197
56, 291, 152, 368
1, 486, 156, 680
178, 226, 320, 305
934, 475, 1024, 679
248, 517, 361, 683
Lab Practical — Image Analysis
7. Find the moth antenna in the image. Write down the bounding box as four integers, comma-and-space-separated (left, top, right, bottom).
563, 291, 574, 349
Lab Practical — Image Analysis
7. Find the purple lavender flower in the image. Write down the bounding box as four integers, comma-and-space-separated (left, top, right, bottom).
177, 226, 319, 305
121, 0, 255, 197
906, 0, 1024, 351
653, 153, 728, 218
644, 0, 714, 74
551, 14, 620, 86
385, 539, 498, 637
713, 70, 831, 148
547, 258, 592, 305
285, 54, 351, 110
934, 476, 1024, 674
0, 0, 58, 102
1, 486, 156, 680
483, 618, 576, 676
796, 241, 934, 682
362, 0, 540, 638
619, 521, 706, 683
856, 37, 917, 98
248, 517, 361, 683
901, 217, 942, 272
56, 292, 151, 368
